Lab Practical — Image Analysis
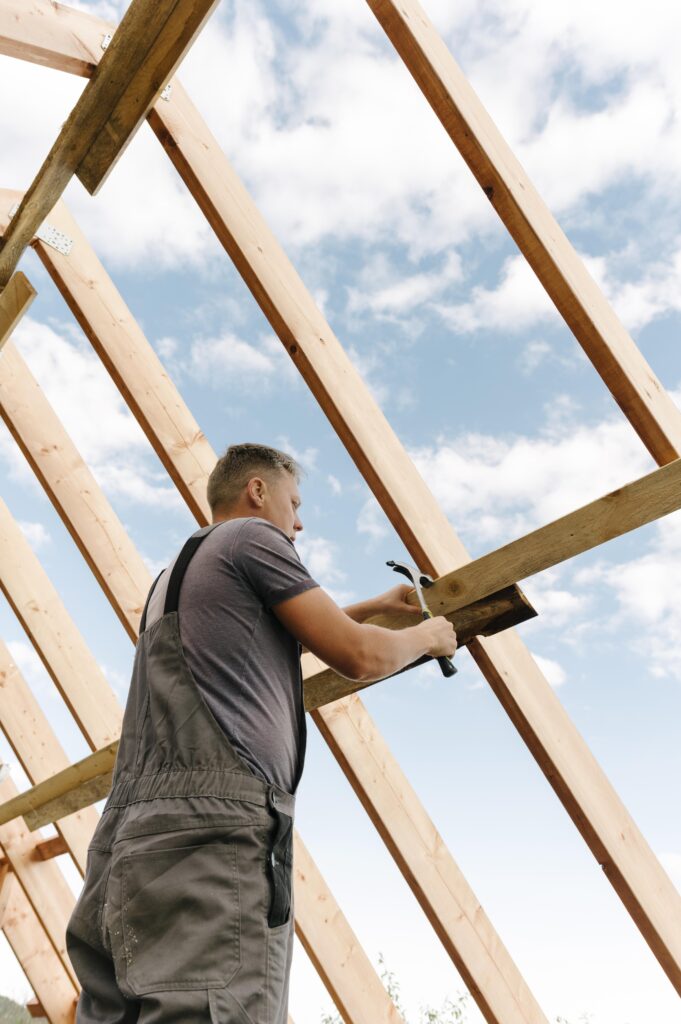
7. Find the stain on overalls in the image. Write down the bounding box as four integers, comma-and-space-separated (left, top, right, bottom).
66, 525, 299, 1023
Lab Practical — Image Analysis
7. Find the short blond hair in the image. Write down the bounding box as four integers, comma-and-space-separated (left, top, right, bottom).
207, 443, 302, 514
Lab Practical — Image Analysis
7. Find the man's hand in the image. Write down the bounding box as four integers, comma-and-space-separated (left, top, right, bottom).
342, 583, 423, 623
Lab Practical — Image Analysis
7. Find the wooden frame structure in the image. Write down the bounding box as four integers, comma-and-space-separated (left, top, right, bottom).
0, 0, 679, 1019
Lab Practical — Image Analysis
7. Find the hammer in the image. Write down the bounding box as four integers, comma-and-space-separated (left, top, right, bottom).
387, 560, 457, 677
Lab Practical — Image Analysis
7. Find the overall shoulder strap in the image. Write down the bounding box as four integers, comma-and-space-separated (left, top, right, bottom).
163, 523, 222, 615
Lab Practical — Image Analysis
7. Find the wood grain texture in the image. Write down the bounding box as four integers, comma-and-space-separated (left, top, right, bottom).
0, 495, 123, 749
0, 271, 36, 349
0, 638, 99, 871
0, 873, 78, 1024
365, 0, 681, 465
0, 777, 78, 987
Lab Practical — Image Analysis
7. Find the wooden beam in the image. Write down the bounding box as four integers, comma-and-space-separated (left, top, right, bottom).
0, 871, 78, 1024
26, 998, 47, 1018
363, 0, 681, 465
0, 271, 36, 349
2, 4, 679, 999
0, 495, 123, 750
0, 744, 116, 829
0, 637, 99, 871
371, 456, 681, 623
0, 0, 105, 78
33, 836, 68, 862
0, 0, 221, 287
0, 777, 78, 987
0, 345, 550, 1023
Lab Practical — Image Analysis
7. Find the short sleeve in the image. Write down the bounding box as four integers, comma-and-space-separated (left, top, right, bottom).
232, 518, 320, 609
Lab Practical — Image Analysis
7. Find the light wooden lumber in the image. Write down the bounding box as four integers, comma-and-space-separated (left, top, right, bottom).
0, 0, 221, 287
0, 344, 549, 1024
0, 0, 105, 77
0, 744, 116, 829
0, 872, 78, 1024
0, 344, 150, 640
34, 836, 69, 861
2, 0, 680, 996
0, 271, 36, 349
0, 495, 123, 749
364, 0, 681, 465
0, 637, 99, 871
371, 457, 681, 622
294, 835, 404, 1024
0, 192, 218, 525
0, 777, 77, 987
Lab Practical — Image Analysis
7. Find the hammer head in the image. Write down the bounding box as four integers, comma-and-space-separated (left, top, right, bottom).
386, 560, 432, 589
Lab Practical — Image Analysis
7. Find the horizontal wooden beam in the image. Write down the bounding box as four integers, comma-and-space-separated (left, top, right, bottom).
384, 456, 681, 622
0, 270, 36, 349
0, 743, 117, 829
0, 0, 220, 286
0, 0, 105, 77
364, 0, 681, 465
33, 836, 68, 862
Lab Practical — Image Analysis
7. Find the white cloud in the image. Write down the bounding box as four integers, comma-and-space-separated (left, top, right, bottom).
356, 495, 390, 546
435, 255, 557, 334
348, 251, 462, 323
659, 851, 681, 894
409, 410, 655, 546
188, 333, 276, 382
531, 653, 567, 688
17, 520, 51, 548
327, 474, 342, 495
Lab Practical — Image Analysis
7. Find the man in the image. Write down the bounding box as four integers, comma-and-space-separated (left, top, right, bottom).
66, 443, 457, 1023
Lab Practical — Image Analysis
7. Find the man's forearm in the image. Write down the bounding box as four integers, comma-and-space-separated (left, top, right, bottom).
342, 598, 382, 623
353, 622, 430, 682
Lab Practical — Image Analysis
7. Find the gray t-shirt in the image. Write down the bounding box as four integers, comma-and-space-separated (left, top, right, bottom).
145, 517, 319, 793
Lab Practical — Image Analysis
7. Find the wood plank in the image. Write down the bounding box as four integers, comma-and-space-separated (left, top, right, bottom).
26, 997, 46, 1018
0, 271, 36, 350
0, 744, 117, 829
2, 3, 679, 1000
370, 457, 681, 622
0, 637, 99, 871
0, 495, 123, 749
0, 0, 105, 77
34, 836, 68, 861
0, 344, 151, 641
0, 0, 221, 287
1, 872, 78, 1024
0, 345, 550, 1023
363, 0, 681, 465
0, 192, 217, 526
0, 777, 78, 987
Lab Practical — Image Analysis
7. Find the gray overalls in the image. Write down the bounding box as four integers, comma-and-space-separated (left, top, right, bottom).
66, 525, 299, 1023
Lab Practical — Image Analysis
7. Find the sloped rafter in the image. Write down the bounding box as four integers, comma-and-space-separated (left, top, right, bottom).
363, 0, 681, 465
0, 271, 36, 349
0, 869, 78, 1024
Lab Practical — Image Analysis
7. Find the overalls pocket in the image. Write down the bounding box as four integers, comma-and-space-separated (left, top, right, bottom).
266, 795, 293, 929
120, 840, 241, 995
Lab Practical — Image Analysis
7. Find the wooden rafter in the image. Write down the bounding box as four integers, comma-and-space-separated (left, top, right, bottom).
0, 0, 222, 287
364, 0, 681, 465
0, 871, 78, 1024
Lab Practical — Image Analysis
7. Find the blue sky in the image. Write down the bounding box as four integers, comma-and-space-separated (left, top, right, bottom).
0, 0, 680, 1020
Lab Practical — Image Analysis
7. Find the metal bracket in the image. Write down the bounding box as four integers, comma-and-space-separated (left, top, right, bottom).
161, 83, 172, 102
8, 204, 74, 257
101, 32, 112, 50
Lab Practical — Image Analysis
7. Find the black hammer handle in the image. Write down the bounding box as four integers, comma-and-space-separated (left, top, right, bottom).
420, 607, 458, 676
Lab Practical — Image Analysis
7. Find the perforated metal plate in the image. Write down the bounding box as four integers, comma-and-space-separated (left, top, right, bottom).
8, 203, 74, 257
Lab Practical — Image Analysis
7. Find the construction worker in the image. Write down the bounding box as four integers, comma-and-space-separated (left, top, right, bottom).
66, 442, 457, 1023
